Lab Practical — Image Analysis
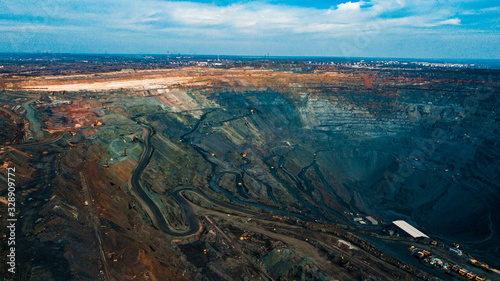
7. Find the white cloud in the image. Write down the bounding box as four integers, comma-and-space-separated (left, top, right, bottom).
336, 1, 364, 11
140, 1, 465, 36
461, 6, 500, 15
438, 18, 461, 25
0, 0, 471, 37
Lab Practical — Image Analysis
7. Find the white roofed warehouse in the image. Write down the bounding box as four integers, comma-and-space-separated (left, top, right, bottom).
392, 220, 429, 239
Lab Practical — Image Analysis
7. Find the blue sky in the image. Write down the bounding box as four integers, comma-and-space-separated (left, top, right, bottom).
1, 0, 499, 59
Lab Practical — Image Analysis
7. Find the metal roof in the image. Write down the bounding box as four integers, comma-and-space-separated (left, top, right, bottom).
392, 220, 429, 238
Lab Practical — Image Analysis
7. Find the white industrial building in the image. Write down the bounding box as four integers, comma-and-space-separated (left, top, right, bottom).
392, 220, 429, 239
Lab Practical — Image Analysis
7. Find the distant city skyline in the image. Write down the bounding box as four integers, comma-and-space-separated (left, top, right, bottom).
1, 0, 499, 59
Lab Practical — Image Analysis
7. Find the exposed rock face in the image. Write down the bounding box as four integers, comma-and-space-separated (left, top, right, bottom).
299, 97, 411, 137
185, 71, 500, 265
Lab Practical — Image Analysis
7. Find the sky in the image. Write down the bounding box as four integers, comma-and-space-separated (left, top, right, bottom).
0, 0, 499, 59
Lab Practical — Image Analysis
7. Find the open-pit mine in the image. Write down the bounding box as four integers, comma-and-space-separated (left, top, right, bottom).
0, 55, 499, 281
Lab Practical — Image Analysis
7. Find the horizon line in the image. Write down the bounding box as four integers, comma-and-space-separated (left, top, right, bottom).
1, 52, 499, 62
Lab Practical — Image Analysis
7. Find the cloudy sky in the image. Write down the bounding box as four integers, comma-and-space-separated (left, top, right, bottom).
1, 0, 499, 59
